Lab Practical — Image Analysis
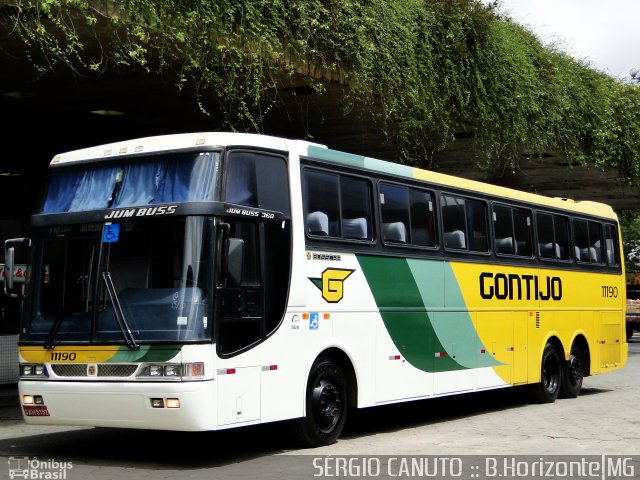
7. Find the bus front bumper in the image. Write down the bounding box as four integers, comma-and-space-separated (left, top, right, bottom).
18, 380, 217, 431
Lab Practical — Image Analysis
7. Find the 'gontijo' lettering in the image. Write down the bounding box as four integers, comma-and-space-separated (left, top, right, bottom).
480, 272, 562, 300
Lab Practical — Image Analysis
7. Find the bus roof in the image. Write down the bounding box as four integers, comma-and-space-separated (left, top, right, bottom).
49, 132, 322, 166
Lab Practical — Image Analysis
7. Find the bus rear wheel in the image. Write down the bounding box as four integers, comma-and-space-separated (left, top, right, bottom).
294, 357, 347, 447
530, 342, 562, 403
560, 344, 584, 398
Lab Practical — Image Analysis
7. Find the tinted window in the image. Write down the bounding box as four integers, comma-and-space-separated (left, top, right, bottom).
574, 219, 603, 264
537, 212, 571, 261
493, 205, 515, 255
303, 169, 373, 241
409, 189, 436, 247
380, 184, 410, 244
225, 152, 290, 215
341, 176, 372, 240
513, 207, 533, 256
304, 170, 340, 237
605, 224, 619, 266
441, 194, 488, 252
379, 184, 437, 247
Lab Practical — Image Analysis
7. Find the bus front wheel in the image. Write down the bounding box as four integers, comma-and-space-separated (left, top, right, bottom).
295, 357, 347, 447
530, 342, 562, 403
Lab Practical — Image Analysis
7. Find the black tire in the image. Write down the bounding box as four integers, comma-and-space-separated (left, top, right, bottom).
530, 342, 563, 403
559, 344, 584, 398
294, 357, 348, 447
627, 325, 634, 341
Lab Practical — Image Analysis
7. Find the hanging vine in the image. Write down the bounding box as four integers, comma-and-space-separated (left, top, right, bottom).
3, 0, 640, 183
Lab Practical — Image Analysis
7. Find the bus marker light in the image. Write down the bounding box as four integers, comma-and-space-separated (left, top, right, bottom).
166, 398, 180, 408
323, 313, 331, 320
302, 313, 310, 320
22, 395, 34, 405
184, 363, 204, 378
389, 355, 401, 360
506, 347, 514, 352
480, 349, 486, 354
435, 352, 446, 358
151, 398, 164, 408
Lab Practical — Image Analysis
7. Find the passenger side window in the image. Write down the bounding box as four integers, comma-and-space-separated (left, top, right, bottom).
441, 194, 488, 252
493, 204, 533, 257
303, 169, 373, 241
410, 189, 437, 247
380, 184, 410, 244
605, 224, 620, 266
536, 212, 571, 261
379, 183, 436, 247
341, 176, 372, 240
573, 219, 604, 264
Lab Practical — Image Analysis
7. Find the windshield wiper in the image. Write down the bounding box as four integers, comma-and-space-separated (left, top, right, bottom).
44, 307, 65, 350
102, 271, 139, 350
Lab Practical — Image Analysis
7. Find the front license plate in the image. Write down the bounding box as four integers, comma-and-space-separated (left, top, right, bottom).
23, 405, 50, 416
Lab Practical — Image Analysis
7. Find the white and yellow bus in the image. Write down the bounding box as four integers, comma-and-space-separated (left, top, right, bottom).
4, 132, 627, 446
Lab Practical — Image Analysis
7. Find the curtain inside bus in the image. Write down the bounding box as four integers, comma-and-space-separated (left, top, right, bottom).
41, 152, 220, 213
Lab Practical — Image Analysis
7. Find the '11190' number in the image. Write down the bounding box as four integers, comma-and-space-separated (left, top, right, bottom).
50, 352, 77, 361
602, 285, 618, 298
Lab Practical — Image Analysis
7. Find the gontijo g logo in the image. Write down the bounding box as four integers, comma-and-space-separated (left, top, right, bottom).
309, 268, 355, 303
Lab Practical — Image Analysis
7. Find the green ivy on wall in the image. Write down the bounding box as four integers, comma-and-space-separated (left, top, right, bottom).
4, 0, 640, 183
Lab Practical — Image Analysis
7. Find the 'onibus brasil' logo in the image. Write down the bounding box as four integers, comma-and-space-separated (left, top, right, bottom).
309, 268, 355, 303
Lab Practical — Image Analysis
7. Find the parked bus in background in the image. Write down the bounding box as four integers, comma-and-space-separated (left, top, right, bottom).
3, 133, 627, 446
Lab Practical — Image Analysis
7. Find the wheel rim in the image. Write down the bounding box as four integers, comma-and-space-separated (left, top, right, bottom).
311, 378, 342, 433
567, 352, 583, 388
542, 351, 560, 394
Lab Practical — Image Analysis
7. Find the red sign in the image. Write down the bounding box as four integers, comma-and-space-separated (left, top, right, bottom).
23, 405, 50, 416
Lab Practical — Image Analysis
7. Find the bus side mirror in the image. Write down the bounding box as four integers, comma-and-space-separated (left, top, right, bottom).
4, 247, 15, 290
225, 238, 244, 288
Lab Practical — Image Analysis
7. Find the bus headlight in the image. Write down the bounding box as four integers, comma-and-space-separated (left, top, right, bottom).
163, 365, 180, 377
20, 364, 48, 378
137, 362, 204, 381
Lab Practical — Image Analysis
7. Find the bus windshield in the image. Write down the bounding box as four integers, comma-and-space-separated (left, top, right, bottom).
26, 217, 214, 345
41, 151, 220, 214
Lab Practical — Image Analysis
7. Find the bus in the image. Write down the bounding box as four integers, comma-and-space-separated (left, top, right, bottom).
3, 132, 627, 446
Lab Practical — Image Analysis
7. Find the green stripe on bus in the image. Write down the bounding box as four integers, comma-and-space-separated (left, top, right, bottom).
363, 157, 415, 178
357, 255, 462, 372
307, 146, 365, 169
307, 145, 416, 179
407, 259, 500, 369
358, 255, 500, 371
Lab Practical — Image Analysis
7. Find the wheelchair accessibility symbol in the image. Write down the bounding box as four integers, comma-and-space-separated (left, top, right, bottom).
102, 223, 120, 243
309, 312, 319, 330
